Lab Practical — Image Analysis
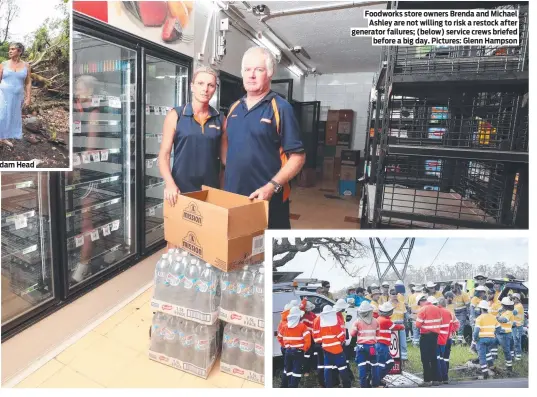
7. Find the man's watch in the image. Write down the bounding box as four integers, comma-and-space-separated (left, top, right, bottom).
269, 180, 283, 193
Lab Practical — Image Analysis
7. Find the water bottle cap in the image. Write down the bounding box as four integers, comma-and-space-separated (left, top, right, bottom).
191, 259, 197, 265
243, 265, 249, 270
181, 251, 188, 257
206, 263, 211, 268
162, 253, 168, 259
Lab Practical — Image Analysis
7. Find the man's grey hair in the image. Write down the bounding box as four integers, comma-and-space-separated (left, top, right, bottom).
241, 46, 276, 77
437, 297, 447, 308
192, 65, 219, 84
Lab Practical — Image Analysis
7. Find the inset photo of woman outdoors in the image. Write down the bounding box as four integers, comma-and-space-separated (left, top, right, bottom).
272, 237, 528, 388
0, 0, 69, 168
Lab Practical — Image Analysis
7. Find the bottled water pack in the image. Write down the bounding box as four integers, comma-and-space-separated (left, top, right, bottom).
220, 264, 265, 319
221, 323, 264, 374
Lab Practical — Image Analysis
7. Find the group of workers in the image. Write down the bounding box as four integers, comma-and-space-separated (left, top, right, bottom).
277, 276, 526, 388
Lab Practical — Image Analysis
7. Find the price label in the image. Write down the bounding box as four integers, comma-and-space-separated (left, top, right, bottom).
108, 96, 121, 108
149, 207, 156, 216
73, 154, 81, 166
112, 220, 120, 231
146, 159, 153, 169
146, 105, 150, 115
157, 134, 162, 143
22, 245, 37, 255
91, 96, 100, 106
74, 121, 81, 134
160, 106, 167, 115
82, 153, 91, 163
90, 229, 100, 241
102, 224, 111, 236
154, 106, 160, 116
75, 235, 84, 248
100, 150, 109, 162
92, 151, 101, 162
14, 215, 27, 230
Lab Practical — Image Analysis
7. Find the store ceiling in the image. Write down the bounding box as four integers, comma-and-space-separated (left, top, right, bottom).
234, 1, 387, 74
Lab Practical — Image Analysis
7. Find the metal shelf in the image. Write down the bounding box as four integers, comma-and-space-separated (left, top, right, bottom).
65, 170, 123, 191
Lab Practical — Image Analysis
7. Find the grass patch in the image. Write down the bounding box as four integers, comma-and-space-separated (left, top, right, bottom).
272, 344, 528, 387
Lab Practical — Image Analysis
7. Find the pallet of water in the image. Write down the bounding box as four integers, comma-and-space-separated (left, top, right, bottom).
149, 314, 221, 379
220, 323, 265, 385
218, 264, 265, 331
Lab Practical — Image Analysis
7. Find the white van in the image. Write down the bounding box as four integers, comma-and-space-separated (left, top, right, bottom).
273, 285, 359, 358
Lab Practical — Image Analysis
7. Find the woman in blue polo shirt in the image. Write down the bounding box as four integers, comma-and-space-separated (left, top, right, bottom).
159, 66, 225, 206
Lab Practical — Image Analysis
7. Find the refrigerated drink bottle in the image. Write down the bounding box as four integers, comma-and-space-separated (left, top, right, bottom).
238, 326, 255, 370
183, 259, 200, 309
252, 267, 265, 319
197, 263, 218, 313
154, 254, 170, 301
167, 252, 186, 306
150, 312, 167, 353
236, 266, 254, 315
254, 330, 265, 374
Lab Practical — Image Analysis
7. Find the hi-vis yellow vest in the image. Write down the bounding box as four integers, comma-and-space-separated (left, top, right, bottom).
475, 313, 499, 338
453, 292, 470, 310
498, 310, 514, 333
513, 303, 525, 326
488, 300, 502, 316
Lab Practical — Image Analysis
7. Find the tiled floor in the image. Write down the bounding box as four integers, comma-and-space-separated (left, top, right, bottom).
289, 179, 361, 229
10, 287, 261, 388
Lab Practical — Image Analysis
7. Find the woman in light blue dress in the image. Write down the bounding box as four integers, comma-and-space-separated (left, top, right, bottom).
0, 42, 32, 148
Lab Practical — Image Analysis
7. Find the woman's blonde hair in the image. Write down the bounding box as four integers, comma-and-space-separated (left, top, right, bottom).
192, 65, 219, 84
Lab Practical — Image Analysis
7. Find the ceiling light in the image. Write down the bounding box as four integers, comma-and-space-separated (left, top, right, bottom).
288, 64, 304, 77
257, 33, 282, 59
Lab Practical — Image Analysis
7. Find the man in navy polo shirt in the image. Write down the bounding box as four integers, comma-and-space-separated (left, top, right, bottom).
221, 47, 305, 229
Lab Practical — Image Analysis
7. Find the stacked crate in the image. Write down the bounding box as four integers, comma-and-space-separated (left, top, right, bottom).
324, 109, 354, 182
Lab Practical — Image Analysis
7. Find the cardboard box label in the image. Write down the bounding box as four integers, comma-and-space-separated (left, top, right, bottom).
148, 350, 215, 379
183, 202, 203, 226
220, 361, 264, 385
152, 299, 218, 325
182, 231, 204, 258
219, 308, 264, 331
252, 235, 264, 256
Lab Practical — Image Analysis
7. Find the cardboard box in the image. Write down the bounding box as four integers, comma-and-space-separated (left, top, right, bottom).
338, 121, 352, 134
323, 157, 335, 180
323, 145, 336, 157
333, 158, 341, 180
339, 180, 357, 196
340, 165, 358, 181
218, 308, 264, 331
150, 299, 219, 325
148, 350, 217, 379
337, 133, 351, 146
220, 361, 264, 385
164, 186, 268, 272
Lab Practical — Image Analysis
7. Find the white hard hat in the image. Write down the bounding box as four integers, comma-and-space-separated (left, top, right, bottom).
512, 293, 521, 300
416, 294, 427, 304
501, 297, 514, 306
478, 300, 490, 310
358, 301, 373, 313
427, 296, 438, 305
475, 286, 488, 292
381, 281, 390, 287
288, 306, 305, 319
321, 305, 335, 315
284, 303, 291, 311
334, 298, 350, 311
370, 283, 379, 289
414, 285, 424, 292
395, 280, 404, 286
289, 300, 299, 307
426, 281, 436, 288
370, 288, 381, 295
379, 302, 394, 312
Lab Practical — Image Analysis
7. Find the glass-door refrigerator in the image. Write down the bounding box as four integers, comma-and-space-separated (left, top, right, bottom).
1, 172, 58, 336
66, 32, 137, 294
143, 53, 189, 251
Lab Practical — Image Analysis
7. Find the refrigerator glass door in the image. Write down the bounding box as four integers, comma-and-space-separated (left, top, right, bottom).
68, 32, 136, 288
1, 172, 55, 327
144, 55, 188, 248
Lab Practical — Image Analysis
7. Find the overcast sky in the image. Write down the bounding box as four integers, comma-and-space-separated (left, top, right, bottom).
8, 0, 66, 42
275, 237, 528, 291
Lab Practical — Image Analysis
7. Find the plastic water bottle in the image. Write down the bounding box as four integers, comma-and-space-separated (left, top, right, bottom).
150, 312, 167, 353
225, 324, 240, 366
154, 254, 170, 301
236, 266, 254, 315
167, 252, 186, 306
163, 315, 180, 357
238, 326, 255, 370
197, 263, 218, 313
180, 320, 196, 363
193, 324, 211, 368
183, 259, 200, 309
220, 271, 237, 312
222, 323, 232, 364
254, 330, 265, 374
253, 267, 265, 319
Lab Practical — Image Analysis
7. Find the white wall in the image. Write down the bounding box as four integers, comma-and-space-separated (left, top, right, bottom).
194, 4, 304, 101
303, 73, 375, 151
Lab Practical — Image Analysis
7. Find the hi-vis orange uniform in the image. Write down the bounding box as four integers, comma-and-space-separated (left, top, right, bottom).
415, 303, 442, 334
377, 316, 404, 346
279, 323, 312, 351
313, 321, 345, 355
302, 312, 316, 333
277, 309, 290, 347
438, 306, 459, 346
